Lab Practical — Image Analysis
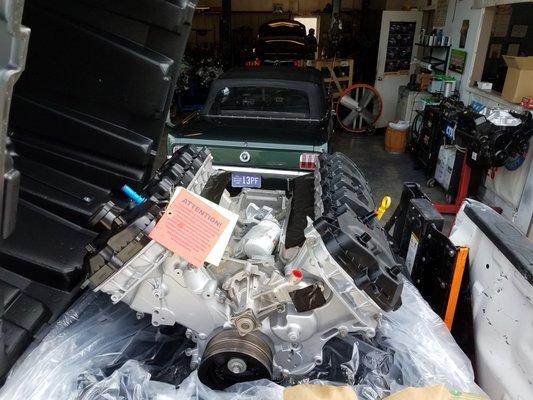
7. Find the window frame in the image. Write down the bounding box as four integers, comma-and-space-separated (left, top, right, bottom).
469, 1, 532, 94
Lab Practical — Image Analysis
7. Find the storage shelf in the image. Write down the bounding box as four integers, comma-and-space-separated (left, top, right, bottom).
422, 56, 446, 66
415, 42, 451, 48
417, 44, 451, 74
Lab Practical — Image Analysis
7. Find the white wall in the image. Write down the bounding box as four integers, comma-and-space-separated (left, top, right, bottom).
443, 0, 484, 101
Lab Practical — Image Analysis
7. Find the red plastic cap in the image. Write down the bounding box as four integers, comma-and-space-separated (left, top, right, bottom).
291, 269, 303, 280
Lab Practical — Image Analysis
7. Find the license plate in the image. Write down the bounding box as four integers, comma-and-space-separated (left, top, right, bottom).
231, 172, 262, 188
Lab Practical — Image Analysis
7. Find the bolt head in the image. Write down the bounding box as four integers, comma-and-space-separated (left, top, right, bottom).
227, 358, 247, 374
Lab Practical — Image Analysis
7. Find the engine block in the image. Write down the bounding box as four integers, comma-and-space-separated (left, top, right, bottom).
85, 146, 403, 389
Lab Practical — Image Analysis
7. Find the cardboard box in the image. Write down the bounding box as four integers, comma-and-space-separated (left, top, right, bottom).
284, 384, 358, 400
384, 385, 488, 400
501, 56, 533, 103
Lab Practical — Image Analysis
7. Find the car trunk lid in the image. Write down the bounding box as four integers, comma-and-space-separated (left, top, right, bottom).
173, 115, 327, 170
256, 36, 310, 59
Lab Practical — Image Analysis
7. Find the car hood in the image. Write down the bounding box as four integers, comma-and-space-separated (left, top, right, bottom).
177, 115, 327, 147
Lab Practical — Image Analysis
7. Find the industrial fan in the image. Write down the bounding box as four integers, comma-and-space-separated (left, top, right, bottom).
336, 83, 383, 133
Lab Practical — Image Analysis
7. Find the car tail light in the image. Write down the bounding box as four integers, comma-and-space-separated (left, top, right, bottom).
245, 59, 262, 67
293, 60, 300, 67
299, 153, 318, 170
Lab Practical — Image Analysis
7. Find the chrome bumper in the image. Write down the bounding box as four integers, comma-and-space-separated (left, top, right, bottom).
213, 165, 310, 179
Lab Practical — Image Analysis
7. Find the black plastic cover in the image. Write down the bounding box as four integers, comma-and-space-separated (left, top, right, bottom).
317, 153, 376, 219
312, 153, 403, 312
410, 227, 458, 319
10, 0, 195, 223
1, 0, 195, 381
314, 210, 403, 312
145, 145, 211, 200
0, 267, 82, 381
1, 0, 195, 290
285, 173, 315, 248
399, 198, 444, 258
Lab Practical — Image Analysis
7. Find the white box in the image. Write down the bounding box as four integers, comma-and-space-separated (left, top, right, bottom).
477, 81, 493, 91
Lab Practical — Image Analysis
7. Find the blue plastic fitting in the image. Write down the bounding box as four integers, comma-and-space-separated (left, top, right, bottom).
121, 184, 146, 205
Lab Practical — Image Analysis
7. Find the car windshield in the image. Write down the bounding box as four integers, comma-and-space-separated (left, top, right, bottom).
259, 21, 305, 37
208, 86, 311, 119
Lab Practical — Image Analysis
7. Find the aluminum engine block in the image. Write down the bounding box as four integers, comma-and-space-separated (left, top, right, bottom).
85, 146, 403, 389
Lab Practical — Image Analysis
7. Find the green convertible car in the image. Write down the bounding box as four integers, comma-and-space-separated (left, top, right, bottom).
168, 66, 332, 189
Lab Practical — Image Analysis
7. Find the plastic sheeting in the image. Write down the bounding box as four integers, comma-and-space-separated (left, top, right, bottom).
0, 281, 482, 400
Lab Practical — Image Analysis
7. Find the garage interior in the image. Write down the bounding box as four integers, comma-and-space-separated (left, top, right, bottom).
0, 0, 531, 399
172, 0, 533, 229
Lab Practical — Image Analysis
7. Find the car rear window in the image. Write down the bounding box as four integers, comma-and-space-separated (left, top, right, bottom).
209, 86, 310, 119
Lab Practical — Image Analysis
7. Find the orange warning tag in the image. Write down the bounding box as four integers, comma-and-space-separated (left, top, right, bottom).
149, 188, 230, 268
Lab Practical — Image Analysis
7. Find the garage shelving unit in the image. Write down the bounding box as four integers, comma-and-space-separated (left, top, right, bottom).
415, 43, 451, 74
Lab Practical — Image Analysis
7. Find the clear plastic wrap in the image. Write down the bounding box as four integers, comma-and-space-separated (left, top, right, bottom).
0, 281, 482, 400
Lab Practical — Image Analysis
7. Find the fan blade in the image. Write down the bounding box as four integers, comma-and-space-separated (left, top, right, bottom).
361, 89, 375, 108
340, 95, 360, 111
342, 110, 357, 126
361, 109, 374, 124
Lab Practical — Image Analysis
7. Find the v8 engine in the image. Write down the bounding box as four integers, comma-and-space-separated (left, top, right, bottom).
85, 146, 403, 389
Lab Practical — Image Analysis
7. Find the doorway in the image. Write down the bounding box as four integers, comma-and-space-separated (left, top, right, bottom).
294, 16, 319, 58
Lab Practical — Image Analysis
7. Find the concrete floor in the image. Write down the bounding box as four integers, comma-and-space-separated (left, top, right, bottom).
331, 131, 447, 223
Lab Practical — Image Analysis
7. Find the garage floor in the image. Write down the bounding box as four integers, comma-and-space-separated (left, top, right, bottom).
331, 132, 447, 224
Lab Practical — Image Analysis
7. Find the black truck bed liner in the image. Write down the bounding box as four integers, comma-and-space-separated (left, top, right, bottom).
0, 0, 195, 380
